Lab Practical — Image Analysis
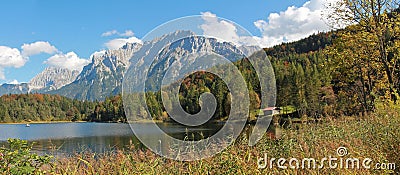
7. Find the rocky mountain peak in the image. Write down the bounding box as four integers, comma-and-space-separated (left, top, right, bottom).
53, 41, 143, 100
29, 67, 80, 90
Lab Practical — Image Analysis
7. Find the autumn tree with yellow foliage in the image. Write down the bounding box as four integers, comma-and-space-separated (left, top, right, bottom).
326, 0, 400, 113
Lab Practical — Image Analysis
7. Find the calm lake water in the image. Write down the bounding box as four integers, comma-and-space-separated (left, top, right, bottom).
0, 122, 229, 154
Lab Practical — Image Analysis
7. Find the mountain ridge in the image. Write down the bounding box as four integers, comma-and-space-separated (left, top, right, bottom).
49, 42, 142, 101
29, 67, 80, 91
0, 30, 332, 101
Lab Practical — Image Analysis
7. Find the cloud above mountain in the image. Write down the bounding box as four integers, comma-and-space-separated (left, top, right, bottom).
7, 79, 19, 84
101, 30, 118, 37
44, 52, 90, 71
0, 46, 28, 80
200, 12, 260, 47
104, 36, 142, 50
21, 41, 58, 57
102, 29, 142, 50
0, 40, 90, 81
200, 12, 240, 44
200, 0, 333, 48
101, 30, 135, 37
253, 0, 332, 47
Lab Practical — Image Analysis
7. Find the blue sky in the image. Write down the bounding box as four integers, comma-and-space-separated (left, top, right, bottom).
0, 0, 332, 84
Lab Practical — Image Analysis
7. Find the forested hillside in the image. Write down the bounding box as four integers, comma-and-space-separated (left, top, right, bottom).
142, 32, 336, 120
0, 94, 125, 123
264, 32, 334, 57
0, 94, 93, 122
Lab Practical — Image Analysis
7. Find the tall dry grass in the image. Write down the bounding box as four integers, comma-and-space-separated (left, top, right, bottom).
50, 103, 399, 174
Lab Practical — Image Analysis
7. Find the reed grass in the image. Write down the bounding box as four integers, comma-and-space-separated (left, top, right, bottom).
47, 103, 399, 174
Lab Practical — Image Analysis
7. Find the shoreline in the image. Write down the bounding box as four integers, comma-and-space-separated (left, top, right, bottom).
0, 120, 88, 125
0, 118, 260, 125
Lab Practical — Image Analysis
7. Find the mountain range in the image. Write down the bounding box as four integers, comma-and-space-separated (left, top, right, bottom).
0, 31, 249, 101
0, 67, 79, 95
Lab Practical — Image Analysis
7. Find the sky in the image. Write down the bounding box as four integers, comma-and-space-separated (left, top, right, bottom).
0, 0, 334, 84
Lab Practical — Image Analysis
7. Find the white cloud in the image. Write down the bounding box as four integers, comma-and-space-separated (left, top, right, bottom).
119, 30, 135, 37
104, 36, 143, 50
101, 30, 135, 37
0, 46, 28, 80
200, 1, 337, 48
21, 41, 58, 57
0, 46, 27, 68
101, 30, 118, 37
44, 52, 90, 71
254, 0, 332, 47
8, 79, 19, 84
200, 12, 261, 47
200, 12, 240, 44
102, 29, 142, 50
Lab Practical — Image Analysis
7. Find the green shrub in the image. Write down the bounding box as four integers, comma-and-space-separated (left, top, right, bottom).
0, 139, 53, 175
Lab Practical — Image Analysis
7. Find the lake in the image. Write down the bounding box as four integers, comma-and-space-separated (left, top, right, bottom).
0, 122, 229, 154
